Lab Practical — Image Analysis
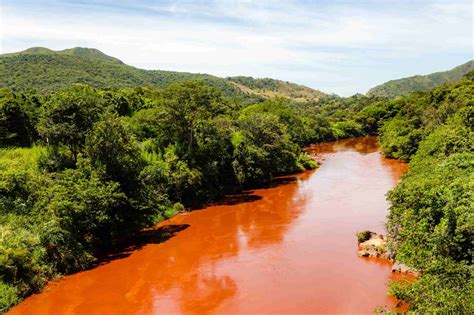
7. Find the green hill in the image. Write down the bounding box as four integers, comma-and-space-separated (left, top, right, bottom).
0, 47, 326, 101
228, 76, 326, 101
367, 60, 474, 98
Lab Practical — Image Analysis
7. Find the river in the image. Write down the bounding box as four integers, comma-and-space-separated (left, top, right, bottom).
9, 136, 409, 314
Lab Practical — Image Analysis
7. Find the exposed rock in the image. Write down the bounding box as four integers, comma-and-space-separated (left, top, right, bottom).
357, 232, 390, 259
392, 261, 419, 276
356, 231, 419, 276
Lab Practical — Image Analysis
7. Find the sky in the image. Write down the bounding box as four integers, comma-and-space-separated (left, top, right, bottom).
1, 0, 473, 96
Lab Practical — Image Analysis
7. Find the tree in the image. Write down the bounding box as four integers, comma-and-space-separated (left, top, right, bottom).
232, 113, 300, 184
38, 84, 104, 162
85, 114, 145, 195
0, 89, 35, 147
33, 168, 128, 270
161, 81, 229, 160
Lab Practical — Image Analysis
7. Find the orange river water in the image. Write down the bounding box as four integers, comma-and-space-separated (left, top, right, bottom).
8, 136, 410, 315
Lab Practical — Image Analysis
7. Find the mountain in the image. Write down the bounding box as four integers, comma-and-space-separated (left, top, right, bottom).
367, 60, 474, 98
0, 47, 326, 101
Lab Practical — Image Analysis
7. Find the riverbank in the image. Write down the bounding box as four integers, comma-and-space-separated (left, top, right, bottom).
8, 137, 409, 314
357, 231, 419, 275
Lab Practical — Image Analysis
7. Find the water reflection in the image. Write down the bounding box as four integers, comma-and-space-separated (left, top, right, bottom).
307, 135, 380, 158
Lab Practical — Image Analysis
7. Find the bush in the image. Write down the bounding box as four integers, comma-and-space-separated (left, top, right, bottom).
356, 231, 373, 243
0, 281, 21, 313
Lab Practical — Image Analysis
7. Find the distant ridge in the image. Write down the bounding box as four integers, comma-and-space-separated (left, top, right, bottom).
59, 47, 124, 64
16, 47, 55, 54
0, 47, 326, 101
4, 47, 124, 64
367, 60, 474, 98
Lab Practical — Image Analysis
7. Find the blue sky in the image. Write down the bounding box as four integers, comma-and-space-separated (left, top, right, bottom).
1, 0, 472, 95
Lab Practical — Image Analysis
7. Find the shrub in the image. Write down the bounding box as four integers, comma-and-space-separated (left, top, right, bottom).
357, 230, 373, 243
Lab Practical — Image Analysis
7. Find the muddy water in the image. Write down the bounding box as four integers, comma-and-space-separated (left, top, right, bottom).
9, 136, 409, 315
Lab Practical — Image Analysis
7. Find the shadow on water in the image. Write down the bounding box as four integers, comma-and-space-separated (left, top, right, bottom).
261, 175, 299, 188
206, 176, 299, 207
91, 176, 300, 268
95, 224, 190, 267
210, 191, 263, 206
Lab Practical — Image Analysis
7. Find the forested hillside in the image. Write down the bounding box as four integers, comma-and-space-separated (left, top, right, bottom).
0, 47, 326, 102
367, 60, 474, 98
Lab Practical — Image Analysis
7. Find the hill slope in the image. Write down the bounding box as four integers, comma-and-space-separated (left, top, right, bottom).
367, 60, 474, 98
228, 76, 326, 101
0, 47, 326, 101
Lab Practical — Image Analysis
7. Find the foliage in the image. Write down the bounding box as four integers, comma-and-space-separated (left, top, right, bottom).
356, 231, 372, 243
0, 80, 324, 311
377, 77, 474, 160
0, 48, 243, 98
232, 112, 301, 184
389, 261, 473, 314
85, 114, 145, 194
159, 81, 230, 160
0, 89, 39, 147
378, 115, 423, 160
382, 77, 474, 312
37, 84, 105, 161
33, 169, 129, 271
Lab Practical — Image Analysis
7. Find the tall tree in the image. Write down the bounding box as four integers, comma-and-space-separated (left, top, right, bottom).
161, 81, 229, 160
38, 84, 103, 161
0, 89, 35, 147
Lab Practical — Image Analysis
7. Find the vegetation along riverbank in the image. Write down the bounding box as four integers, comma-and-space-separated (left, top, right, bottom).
361, 71, 473, 313
0, 47, 473, 313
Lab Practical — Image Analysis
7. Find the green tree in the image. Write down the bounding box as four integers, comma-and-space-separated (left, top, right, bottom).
232, 113, 300, 184
0, 89, 36, 147
85, 114, 145, 195
161, 81, 229, 160
38, 84, 104, 162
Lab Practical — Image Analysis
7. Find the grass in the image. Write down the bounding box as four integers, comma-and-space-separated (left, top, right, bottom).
0, 146, 46, 171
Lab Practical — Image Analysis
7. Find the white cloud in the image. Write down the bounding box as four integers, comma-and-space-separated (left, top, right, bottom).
1, 0, 472, 95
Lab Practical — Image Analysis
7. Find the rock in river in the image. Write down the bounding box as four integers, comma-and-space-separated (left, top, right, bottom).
357, 232, 390, 259
357, 231, 419, 275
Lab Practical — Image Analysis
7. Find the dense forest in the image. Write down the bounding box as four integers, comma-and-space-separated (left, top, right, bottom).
0, 45, 472, 313
379, 75, 473, 313
0, 78, 370, 312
